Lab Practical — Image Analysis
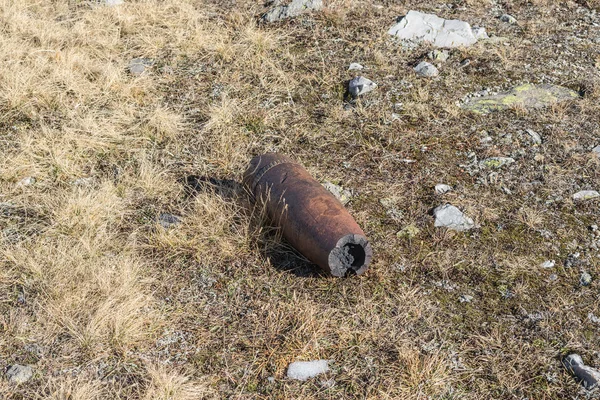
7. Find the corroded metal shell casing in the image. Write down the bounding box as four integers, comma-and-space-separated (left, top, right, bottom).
244, 153, 372, 277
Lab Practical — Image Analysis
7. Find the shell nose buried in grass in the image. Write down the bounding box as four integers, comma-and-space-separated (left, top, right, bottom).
243, 153, 372, 277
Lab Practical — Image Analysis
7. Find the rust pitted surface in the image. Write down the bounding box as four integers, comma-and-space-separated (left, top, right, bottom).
244, 153, 372, 277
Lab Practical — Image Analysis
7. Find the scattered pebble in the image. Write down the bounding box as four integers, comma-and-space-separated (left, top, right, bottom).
72, 177, 95, 186
573, 190, 599, 201
263, 0, 323, 22
323, 182, 352, 205
388, 10, 479, 48
348, 76, 377, 97
6, 364, 33, 384
348, 63, 364, 71
435, 184, 452, 195
592, 145, 600, 156
580, 272, 592, 286
459, 59, 471, 68
549, 273, 558, 281
16, 177, 35, 187
287, 360, 330, 381
428, 49, 449, 62
525, 129, 542, 145
128, 58, 154, 76
158, 213, 181, 229
414, 61, 439, 77
540, 260, 555, 269
563, 354, 600, 390
459, 294, 474, 303
588, 312, 600, 324
433, 204, 474, 232
500, 14, 517, 24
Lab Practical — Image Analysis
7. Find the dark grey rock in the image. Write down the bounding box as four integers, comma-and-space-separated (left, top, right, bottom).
348, 76, 377, 97
563, 354, 600, 390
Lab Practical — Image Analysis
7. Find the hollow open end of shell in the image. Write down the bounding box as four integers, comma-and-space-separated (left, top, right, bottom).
328, 234, 373, 277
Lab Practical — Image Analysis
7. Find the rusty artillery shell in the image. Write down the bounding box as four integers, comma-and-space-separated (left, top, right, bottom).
244, 153, 372, 277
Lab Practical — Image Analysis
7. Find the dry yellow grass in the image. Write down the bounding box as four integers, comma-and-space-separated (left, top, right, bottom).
1, 0, 600, 398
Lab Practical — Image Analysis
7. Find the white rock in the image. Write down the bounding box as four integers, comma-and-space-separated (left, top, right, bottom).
348, 63, 364, 71
414, 61, 439, 77
263, 0, 323, 22
129, 58, 154, 76
573, 190, 600, 201
525, 129, 542, 145
388, 10, 478, 48
348, 76, 377, 97
287, 360, 330, 381
435, 184, 452, 195
433, 204, 474, 231
592, 145, 600, 155
472, 27, 489, 40
540, 260, 555, 269
500, 14, 517, 24
459, 294, 473, 303
17, 176, 35, 187
105, 0, 123, 5
6, 364, 33, 384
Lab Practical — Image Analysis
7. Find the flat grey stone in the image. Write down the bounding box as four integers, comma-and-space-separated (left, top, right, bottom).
592, 145, 600, 155
128, 58, 154, 76
348, 63, 364, 71
6, 364, 33, 384
348, 76, 377, 97
433, 204, 474, 232
563, 354, 600, 390
462, 84, 579, 114
287, 360, 330, 381
500, 14, 517, 24
525, 129, 542, 145
414, 61, 439, 77
388, 10, 478, 48
573, 190, 599, 201
263, 0, 323, 23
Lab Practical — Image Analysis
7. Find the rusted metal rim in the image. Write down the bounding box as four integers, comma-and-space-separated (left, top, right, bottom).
328, 234, 373, 277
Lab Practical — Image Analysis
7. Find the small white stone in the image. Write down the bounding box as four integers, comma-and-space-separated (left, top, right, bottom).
414, 61, 439, 77
573, 190, 600, 201
348, 76, 377, 97
459, 294, 473, 303
433, 204, 474, 232
472, 27, 489, 40
592, 145, 600, 155
348, 63, 364, 71
17, 176, 35, 187
6, 364, 33, 384
435, 184, 452, 195
428, 50, 449, 62
540, 260, 555, 269
287, 360, 330, 381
